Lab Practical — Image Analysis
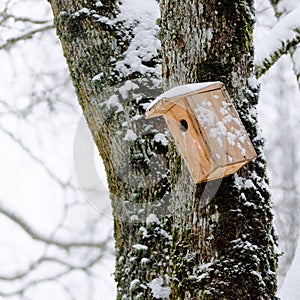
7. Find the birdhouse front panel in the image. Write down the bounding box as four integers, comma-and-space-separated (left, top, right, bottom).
163, 98, 212, 181
145, 82, 257, 183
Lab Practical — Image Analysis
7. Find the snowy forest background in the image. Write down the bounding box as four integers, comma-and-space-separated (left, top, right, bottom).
0, 0, 299, 299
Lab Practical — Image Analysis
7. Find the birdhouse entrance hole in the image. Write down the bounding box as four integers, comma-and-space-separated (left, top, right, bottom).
179, 119, 188, 132
145, 82, 257, 183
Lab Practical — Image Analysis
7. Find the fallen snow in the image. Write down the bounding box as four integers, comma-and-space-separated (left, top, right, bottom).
130, 214, 139, 222
91, 72, 104, 82
105, 94, 124, 113
132, 244, 148, 251
124, 129, 137, 141
115, 0, 161, 78
118, 80, 139, 98
206, 101, 247, 153
141, 258, 149, 264
247, 75, 259, 90
209, 121, 227, 148
227, 155, 233, 162
139, 227, 149, 238
234, 174, 256, 190
73, 7, 90, 17
96, 1, 103, 7
195, 104, 215, 127
147, 276, 170, 299
153, 133, 168, 146
130, 279, 140, 291
146, 213, 160, 225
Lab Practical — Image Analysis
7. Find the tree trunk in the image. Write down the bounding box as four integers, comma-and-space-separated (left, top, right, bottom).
160, 1, 278, 299
49, 0, 278, 299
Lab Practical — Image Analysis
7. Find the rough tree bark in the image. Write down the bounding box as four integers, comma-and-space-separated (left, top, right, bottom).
160, 1, 278, 299
49, 0, 278, 299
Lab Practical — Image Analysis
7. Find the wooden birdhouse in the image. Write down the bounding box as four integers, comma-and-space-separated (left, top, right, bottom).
145, 82, 257, 183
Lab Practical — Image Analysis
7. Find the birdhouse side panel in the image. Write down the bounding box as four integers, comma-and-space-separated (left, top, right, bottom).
187, 93, 229, 167
187, 89, 256, 169
219, 87, 257, 161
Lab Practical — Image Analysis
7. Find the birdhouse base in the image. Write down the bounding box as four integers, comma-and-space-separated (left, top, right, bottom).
201, 160, 251, 183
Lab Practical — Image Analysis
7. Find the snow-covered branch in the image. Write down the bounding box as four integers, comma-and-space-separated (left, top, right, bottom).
255, 7, 300, 78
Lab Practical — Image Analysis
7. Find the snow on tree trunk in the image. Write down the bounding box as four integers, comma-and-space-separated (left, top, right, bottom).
49, 0, 278, 299
160, 0, 278, 299
49, 1, 173, 299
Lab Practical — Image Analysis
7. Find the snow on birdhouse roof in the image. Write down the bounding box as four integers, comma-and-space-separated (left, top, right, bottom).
145, 81, 222, 119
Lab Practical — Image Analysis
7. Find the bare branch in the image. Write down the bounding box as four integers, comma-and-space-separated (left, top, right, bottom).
0, 268, 74, 298
2, 13, 52, 25
0, 125, 74, 189
0, 203, 110, 250
0, 251, 105, 282
0, 23, 54, 50
0, 250, 105, 297
0, 98, 44, 117
268, 0, 283, 18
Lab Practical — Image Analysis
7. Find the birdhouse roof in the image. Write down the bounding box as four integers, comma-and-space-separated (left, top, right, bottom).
145, 81, 223, 119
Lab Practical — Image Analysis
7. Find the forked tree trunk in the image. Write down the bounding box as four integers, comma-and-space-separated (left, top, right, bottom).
49, 0, 278, 299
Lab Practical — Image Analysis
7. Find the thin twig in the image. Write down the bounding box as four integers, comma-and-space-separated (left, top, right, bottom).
4, 13, 52, 24
0, 125, 74, 189
0, 203, 110, 250
0, 23, 54, 50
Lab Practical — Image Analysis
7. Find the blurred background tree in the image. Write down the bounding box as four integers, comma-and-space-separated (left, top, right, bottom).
0, 1, 115, 299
